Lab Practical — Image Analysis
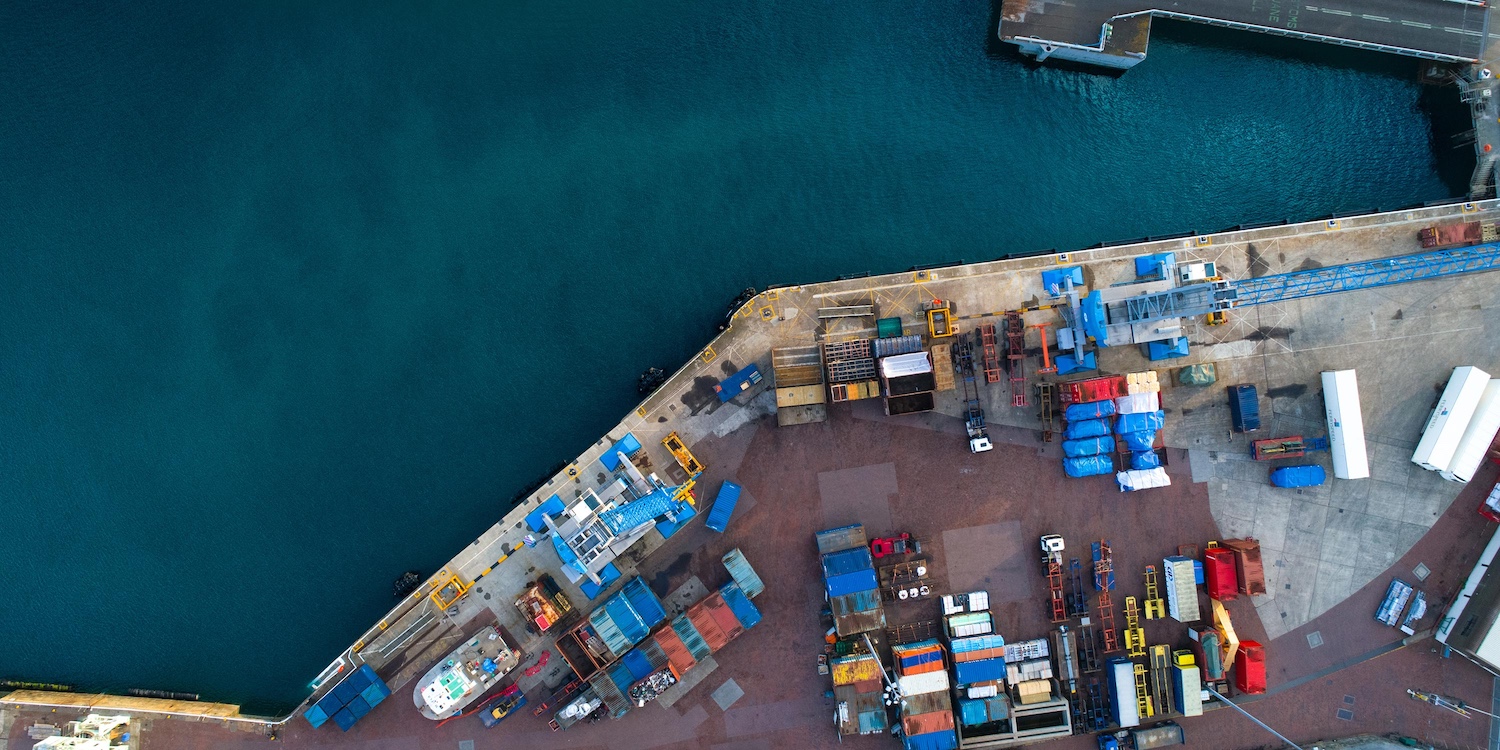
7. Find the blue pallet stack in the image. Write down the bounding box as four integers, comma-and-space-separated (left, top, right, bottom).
304, 664, 390, 730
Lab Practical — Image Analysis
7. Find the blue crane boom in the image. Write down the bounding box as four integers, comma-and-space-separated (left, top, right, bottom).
1117, 242, 1500, 328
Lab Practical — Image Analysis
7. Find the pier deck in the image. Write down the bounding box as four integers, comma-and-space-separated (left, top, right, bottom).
999, 0, 1489, 70
8, 200, 1500, 750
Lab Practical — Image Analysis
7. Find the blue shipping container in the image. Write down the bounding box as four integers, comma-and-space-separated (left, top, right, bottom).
673, 614, 712, 660
303, 704, 329, 729
1064, 418, 1111, 440
622, 649, 655, 681
360, 682, 389, 708
954, 658, 1006, 686
720, 582, 763, 629
331, 708, 357, 732
822, 547, 874, 578
706, 481, 742, 532
826, 569, 879, 598
345, 696, 371, 720
722, 548, 765, 598
904, 730, 959, 750
1228, 384, 1261, 432
1270, 464, 1326, 488
621, 578, 667, 629
716, 364, 763, 402
604, 596, 650, 644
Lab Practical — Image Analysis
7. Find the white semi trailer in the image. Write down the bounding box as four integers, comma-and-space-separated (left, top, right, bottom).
1321, 370, 1370, 480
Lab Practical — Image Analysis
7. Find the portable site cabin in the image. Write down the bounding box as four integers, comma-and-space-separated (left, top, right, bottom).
1438, 525, 1500, 672
1321, 370, 1370, 480
1413, 366, 1491, 473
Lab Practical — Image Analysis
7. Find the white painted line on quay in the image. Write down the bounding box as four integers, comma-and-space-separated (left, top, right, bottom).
1402, 20, 1434, 29
1323, 8, 1353, 16
1361, 14, 1390, 22
1444, 26, 1485, 36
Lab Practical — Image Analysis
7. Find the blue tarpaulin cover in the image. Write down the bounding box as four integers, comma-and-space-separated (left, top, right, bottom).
1064, 455, 1114, 478
1271, 464, 1327, 488
1115, 410, 1166, 435
822, 547, 874, 578
525, 494, 567, 532
1121, 430, 1157, 452
1064, 400, 1117, 421
1132, 451, 1162, 470
1064, 418, 1111, 440
1040, 267, 1084, 297
599, 433, 643, 471
1063, 437, 1113, 458
579, 563, 622, 600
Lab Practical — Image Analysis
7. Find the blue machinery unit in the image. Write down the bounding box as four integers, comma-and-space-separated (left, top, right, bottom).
1053, 243, 1500, 359
1127, 243, 1500, 325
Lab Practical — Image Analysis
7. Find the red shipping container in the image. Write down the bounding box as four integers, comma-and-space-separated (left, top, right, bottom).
1235, 641, 1266, 694
1203, 547, 1239, 601
705, 594, 745, 644
688, 602, 729, 651
1222, 539, 1267, 596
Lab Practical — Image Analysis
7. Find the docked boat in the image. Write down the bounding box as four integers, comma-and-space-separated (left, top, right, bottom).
413, 625, 520, 720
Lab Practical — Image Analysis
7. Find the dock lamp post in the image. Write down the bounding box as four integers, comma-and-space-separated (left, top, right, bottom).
1204, 686, 1306, 750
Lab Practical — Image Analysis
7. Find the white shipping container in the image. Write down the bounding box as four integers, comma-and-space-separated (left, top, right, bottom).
1172, 664, 1203, 717
1443, 380, 1500, 483
1322, 370, 1371, 480
1108, 660, 1141, 728
1164, 558, 1199, 622
1413, 366, 1491, 472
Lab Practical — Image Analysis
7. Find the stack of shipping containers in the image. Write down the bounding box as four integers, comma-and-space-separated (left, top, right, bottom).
817, 525, 886, 636
893, 640, 959, 750
553, 565, 764, 727
831, 653, 889, 737
303, 664, 392, 731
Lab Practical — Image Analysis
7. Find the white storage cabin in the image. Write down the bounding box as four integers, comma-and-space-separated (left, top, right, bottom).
1412, 366, 1491, 473
1444, 380, 1500, 484
1321, 370, 1370, 480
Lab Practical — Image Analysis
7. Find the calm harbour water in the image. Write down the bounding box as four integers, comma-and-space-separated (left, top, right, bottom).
0, 0, 1472, 711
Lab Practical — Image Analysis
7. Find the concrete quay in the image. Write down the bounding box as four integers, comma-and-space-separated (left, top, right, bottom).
6, 199, 1500, 750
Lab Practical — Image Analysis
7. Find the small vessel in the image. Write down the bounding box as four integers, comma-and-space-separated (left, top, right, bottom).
718, 287, 758, 331
637, 367, 667, 395
393, 571, 421, 598
413, 625, 520, 720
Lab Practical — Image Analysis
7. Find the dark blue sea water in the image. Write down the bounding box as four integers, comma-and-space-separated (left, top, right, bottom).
0, 0, 1471, 711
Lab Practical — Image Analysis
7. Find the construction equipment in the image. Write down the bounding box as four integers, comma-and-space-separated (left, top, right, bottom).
1066, 558, 1089, 617
661, 432, 705, 478
925, 298, 957, 338
1142, 566, 1165, 620
1005, 312, 1029, 406
429, 572, 471, 610
954, 335, 993, 453
978, 324, 1002, 383
1250, 435, 1330, 461
1037, 382, 1055, 442
1148, 645, 1175, 717
1123, 597, 1146, 657
1093, 542, 1119, 653
1077, 620, 1102, 674
1211, 598, 1241, 670
1031, 322, 1057, 375
1133, 662, 1153, 718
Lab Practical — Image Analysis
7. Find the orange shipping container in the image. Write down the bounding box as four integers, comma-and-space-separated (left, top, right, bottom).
903, 711, 955, 737
653, 627, 697, 675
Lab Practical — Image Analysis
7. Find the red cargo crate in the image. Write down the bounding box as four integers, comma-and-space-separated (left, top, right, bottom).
1222, 539, 1267, 596
687, 601, 729, 651
1060, 375, 1129, 404
1203, 547, 1238, 601
1235, 641, 1266, 694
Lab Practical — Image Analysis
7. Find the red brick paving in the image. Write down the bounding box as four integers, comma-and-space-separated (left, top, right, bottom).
10, 414, 1495, 750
